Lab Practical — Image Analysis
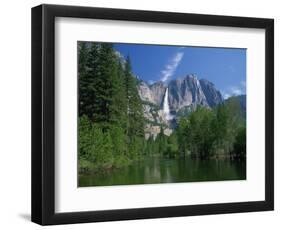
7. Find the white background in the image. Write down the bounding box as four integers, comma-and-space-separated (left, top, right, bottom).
0, 0, 279, 229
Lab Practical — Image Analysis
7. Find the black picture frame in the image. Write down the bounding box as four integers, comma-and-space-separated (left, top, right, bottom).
31, 4, 274, 225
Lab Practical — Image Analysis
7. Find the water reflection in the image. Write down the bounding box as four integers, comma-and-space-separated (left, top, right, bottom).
79, 156, 246, 187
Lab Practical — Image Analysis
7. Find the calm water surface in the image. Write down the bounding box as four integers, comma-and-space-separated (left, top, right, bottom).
79, 157, 246, 187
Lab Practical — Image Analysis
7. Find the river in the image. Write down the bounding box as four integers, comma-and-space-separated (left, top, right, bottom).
79, 156, 246, 187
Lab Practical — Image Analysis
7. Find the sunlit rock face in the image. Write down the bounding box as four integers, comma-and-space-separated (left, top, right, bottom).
138, 74, 223, 112
138, 81, 155, 103
168, 74, 209, 112
137, 74, 224, 139
149, 81, 166, 105
137, 81, 166, 105
199, 79, 223, 107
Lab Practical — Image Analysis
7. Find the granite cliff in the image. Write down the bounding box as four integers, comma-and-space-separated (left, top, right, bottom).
137, 74, 224, 139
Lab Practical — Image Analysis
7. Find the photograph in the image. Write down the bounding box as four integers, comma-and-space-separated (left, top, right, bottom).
30, 3, 274, 225
78, 41, 247, 187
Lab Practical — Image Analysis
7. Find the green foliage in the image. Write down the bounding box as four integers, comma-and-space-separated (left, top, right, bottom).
142, 127, 179, 159
188, 107, 216, 158
164, 132, 179, 158
78, 115, 114, 173
156, 127, 168, 155
78, 42, 145, 173
177, 101, 246, 159
177, 117, 190, 156
78, 115, 93, 161
144, 136, 159, 156
233, 126, 246, 158
125, 56, 144, 139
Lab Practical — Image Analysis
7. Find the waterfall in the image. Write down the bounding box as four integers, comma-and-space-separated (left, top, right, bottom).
163, 88, 172, 120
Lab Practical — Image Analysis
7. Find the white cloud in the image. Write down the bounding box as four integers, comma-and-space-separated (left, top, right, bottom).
222, 91, 231, 99
160, 51, 184, 82
223, 81, 246, 99
230, 87, 242, 96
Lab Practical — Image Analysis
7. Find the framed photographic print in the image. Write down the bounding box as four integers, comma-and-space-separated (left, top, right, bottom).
31, 4, 274, 225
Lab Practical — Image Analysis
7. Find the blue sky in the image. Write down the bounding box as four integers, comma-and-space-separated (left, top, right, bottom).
114, 43, 246, 99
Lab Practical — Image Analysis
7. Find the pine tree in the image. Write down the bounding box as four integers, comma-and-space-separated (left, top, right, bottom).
109, 59, 128, 129
78, 41, 90, 117
124, 56, 144, 157
124, 57, 144, 137
78, 42, 146, 171
92, 43, 114, 126
157, 126, 167, 155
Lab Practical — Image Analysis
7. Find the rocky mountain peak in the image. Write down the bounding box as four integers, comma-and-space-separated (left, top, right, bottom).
138, 80, 166, 105
137, 74, 224, 139
168, 74, 209, 111
138, 74, 223, 111
199, 79, 223, 107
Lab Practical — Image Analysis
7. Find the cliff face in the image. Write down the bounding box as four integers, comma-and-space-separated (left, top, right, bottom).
168, 75, 209, 112
138, 81, 166, 105
138, 74, 223, 110
199, 79, 224, 108
137, 74, 224, 139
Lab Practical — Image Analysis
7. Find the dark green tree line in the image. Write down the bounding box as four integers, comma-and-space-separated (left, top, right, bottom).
78, 42, 144, 173
176, 99, 246, 159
